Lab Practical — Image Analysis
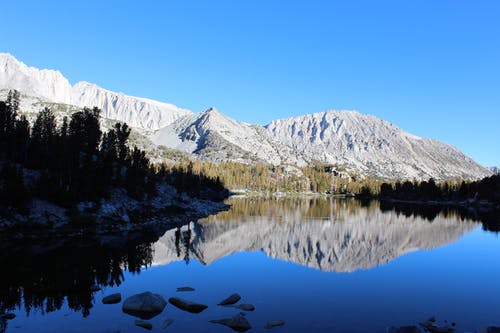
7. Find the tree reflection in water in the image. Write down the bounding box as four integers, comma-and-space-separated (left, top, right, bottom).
0, 236, 155, 319
0, 197, 496, 327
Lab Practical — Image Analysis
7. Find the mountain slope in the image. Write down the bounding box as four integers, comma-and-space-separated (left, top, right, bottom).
265, 110, 491, 179
0, 53, 191, 130
0, 53, 492, 180
152, 108, 307, 165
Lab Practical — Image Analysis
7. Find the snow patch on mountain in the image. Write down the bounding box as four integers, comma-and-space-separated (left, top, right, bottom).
152, 108, 307, 165
265, 110, 491, 180
0, 53, 192, 130
0, 53, 492, 180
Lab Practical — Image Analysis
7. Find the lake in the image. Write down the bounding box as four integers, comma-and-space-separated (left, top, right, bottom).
1, 197, 499, 333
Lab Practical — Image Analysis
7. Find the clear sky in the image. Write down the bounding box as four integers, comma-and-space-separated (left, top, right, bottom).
1, 1, 498, 166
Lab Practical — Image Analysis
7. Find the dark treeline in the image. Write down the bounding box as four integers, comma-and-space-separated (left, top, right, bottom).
373, 175, 500, 204
0, 90, 227, 217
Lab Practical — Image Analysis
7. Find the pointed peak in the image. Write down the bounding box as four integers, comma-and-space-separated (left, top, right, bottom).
204, 107, 220, 114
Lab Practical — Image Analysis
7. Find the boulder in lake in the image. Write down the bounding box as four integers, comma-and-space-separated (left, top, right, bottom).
122, 292, 167, 319
176, 286, 195, 292
102, 293, 122, 304
234, 304, 255, 311
218, 293, 241, 305
135, 320, 153, 330
265, 320, 285, 329
210, 313, 252, 332
168, 297, 208, 313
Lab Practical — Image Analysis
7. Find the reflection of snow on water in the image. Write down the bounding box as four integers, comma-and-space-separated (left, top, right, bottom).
153, 198, 478, 272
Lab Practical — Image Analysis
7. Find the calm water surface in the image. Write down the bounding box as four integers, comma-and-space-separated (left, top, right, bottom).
1, 197, 499, 333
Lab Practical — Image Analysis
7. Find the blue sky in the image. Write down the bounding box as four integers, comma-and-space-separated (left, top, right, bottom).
1, 1, 498, 166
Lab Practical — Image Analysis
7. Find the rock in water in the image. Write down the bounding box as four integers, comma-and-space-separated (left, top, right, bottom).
210, 313, 252, 332
218, 293, 241, 305
235, 304, 255, 311
176, 286, 195, 292
168, 297, 208, 313
122, 292, 167, 319
265, 320, 285, 329
135, 320, 153, 330
102, 293, 122, 304
387, 326, 422, 333
161, 318, 174, 329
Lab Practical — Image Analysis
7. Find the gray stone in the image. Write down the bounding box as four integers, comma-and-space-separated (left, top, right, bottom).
176, 286, 195, 292
135, 320, 153, 330
161, 318, 174, 329
265, 320, 285, 329
233, 304, 255, 311
218, 293, 241, 305
122, 292, 167, 319
102, 293, 122, 304
168, 297, 208, 313
387, 326, 422, 333
210, 313, 252, 332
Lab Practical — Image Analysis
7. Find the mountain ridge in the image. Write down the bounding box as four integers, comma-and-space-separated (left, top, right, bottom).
0, 53, 492, 180
0, 53, 192, 130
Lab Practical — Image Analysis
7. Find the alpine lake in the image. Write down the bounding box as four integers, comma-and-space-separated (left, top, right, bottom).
1, 197, 499, 333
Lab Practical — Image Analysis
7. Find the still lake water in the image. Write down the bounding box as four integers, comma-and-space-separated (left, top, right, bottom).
1, 197, 500, 333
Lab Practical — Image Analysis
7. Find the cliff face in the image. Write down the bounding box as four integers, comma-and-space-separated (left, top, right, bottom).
1, 53, 492, 180
0, 53, 192, 130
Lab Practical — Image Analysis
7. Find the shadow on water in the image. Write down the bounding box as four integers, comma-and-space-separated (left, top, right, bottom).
0, 234, 156, 321
0, 196, 496, 327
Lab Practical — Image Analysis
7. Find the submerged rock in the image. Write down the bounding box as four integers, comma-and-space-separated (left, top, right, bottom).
122, 292, 167, 319
168, 297, 208, 313
161, 318, 174, 329
235, 304, 255, 311
265, 320, 285, 329
135, 320, 153, 330
102, 293, 122, 304
210, 313, 252, 332
176, 286, 195, 292
218, 293, 241, 305
387, 326, 422, 333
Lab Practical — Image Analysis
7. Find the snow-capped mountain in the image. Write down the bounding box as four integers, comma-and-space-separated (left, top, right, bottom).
489, 166, 499, 174
152, 108, 490, 179
152, 107, 307, 165
265, 111, 491, 179
0, 52, 492, 180
0, 53, 192, 130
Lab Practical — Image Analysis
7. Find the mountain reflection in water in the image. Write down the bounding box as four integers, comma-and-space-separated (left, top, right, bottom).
153, 197, 478, 272
0, 197, 487, 329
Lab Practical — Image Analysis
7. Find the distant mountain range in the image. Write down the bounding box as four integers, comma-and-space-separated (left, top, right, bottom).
0, 53, 492, 180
